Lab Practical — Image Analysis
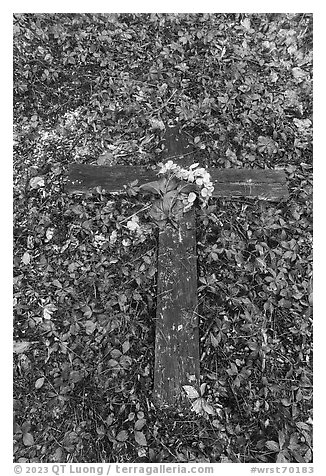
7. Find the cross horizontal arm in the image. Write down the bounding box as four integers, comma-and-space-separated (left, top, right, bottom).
66, 164, 289, 201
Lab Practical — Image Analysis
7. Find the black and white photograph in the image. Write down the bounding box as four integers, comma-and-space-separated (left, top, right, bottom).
13, 9, 313, 467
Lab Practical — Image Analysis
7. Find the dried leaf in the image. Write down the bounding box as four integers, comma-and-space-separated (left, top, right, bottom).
43, 304, 57, 320
23, 432, 34, 446
45, 228, 55, 241
21, 252, 31, 265
292, 67, 308, 81
149, 118, 165, 130
241, 18, 251, 29
97, 152, 114, 165
13, 341, 31, 354
29, 176, 45, 189
116, 430, 128, 442
35, 377, 45, 389
84, 320, 96, 335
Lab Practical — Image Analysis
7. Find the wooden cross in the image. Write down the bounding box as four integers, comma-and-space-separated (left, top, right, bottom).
65, 126, 289, 408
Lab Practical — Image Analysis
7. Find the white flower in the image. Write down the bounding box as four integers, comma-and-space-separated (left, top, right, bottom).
186, 171, 195, 182
202, 172, 211, 184
156, 160, 212, 209
126, 215, 140, 232
127, 221, 139, 231
158, 159, 178, 174
175, 169, 185, 179
166, 160, 178, 171
194, 167, 206, 177
188, 192, 197, 203
110, 230, 118, 244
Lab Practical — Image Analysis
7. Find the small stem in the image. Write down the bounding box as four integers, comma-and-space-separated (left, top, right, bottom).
118, 204, 152, 224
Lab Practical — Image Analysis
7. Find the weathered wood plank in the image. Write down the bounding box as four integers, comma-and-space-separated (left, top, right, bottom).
66, 164, 288, 200
65, 164, 157, 194
211, 168, 287, 183
212, 181, 289, 201
153, 127, 199, 407
153, 209, 199, 407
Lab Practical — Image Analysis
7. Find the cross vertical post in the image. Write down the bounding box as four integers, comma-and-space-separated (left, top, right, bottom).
153, 128, 199, 407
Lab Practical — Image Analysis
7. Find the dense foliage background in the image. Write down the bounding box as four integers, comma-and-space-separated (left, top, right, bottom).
13, 13, 312, 463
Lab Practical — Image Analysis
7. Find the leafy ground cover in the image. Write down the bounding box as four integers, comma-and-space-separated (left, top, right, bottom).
13, 13, 312, 463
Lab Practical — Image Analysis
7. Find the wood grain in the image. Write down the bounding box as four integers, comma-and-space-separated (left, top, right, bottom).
153, 208, 199, 407
66, 164, 288, 201
153, 127, 199, 407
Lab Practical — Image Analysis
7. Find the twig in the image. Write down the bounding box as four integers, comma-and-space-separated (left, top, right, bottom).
118, 204, 152, 224
151, 89, 178, 114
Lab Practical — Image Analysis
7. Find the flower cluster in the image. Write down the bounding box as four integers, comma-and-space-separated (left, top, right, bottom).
126, 215, 141, 233
158, 160, 214, 207
93, 232, 107, 249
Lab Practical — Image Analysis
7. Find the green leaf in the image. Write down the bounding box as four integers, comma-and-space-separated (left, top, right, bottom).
276, 451, 290, 463
134, 419, 146, 431
21, 421, 31, 433
165, 176, 178, 192
202, 400, 215, 415
122, 340, 130, 354
170, 200, 184, 222
200, 383, 207, 396
191, 398, 204, 414
134, 430, 147, 446
149, 200, 166, 222
210, 333, 220, 348
140, 179, 164, 195
265, 440, 280, 452
177, 182, 197, 194
43, 304, 57, 320
257, 136, 277, 155
183, 385, 199, 399
281, 398, 291, 406
162, 190, 178, 214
